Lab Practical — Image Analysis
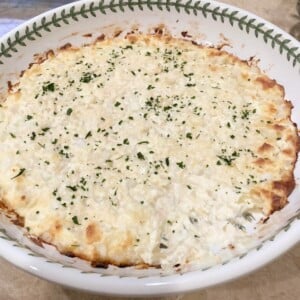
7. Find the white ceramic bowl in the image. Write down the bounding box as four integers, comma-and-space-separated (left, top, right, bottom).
0, 0, 299, 296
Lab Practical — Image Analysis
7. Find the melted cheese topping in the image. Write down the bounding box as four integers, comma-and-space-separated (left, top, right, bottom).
0, 35, 297, 269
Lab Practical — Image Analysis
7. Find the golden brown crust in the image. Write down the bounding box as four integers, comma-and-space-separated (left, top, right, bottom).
272, 177, 295, 195
59, 43, 73, 51
82, 33, 93, 38
0, 199, 24, 226
86, 223, 102, 244
252, 117, 298, 214
258, 143, 273, 154
255, 76, 277, 90
113, 29, 123, 38
253, 158, 273, 168
95, 34, 105, 42
273, 124, 286, 131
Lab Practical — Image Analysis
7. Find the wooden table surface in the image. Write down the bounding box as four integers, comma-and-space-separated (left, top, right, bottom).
0, 1, 299, 300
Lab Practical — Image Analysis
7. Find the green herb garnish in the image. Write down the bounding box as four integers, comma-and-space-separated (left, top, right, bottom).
85, 131, 92, 139
72, 216, 80, 225
11, 168, 26, 179
176, 161, 185, 169
66, 108, 73, 116
42, 82, 55, 93
137, 152, 145, 160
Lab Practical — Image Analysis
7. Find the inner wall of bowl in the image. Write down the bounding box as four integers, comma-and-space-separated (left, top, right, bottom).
0, 4, 299, 275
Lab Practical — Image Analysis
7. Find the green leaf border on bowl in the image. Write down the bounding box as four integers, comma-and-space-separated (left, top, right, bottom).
0, 0, 299, 277
0, 0, 299, 66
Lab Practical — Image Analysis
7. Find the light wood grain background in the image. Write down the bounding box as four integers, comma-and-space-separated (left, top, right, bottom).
0, 1, 299, 300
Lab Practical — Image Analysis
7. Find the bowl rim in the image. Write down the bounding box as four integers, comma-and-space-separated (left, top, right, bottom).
0, 0, 299, 296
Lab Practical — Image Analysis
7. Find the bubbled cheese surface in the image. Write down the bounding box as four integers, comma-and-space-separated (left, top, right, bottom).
0, 35, 297, 269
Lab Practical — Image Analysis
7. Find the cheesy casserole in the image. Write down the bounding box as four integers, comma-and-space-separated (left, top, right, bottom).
0, 34, 298, 269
